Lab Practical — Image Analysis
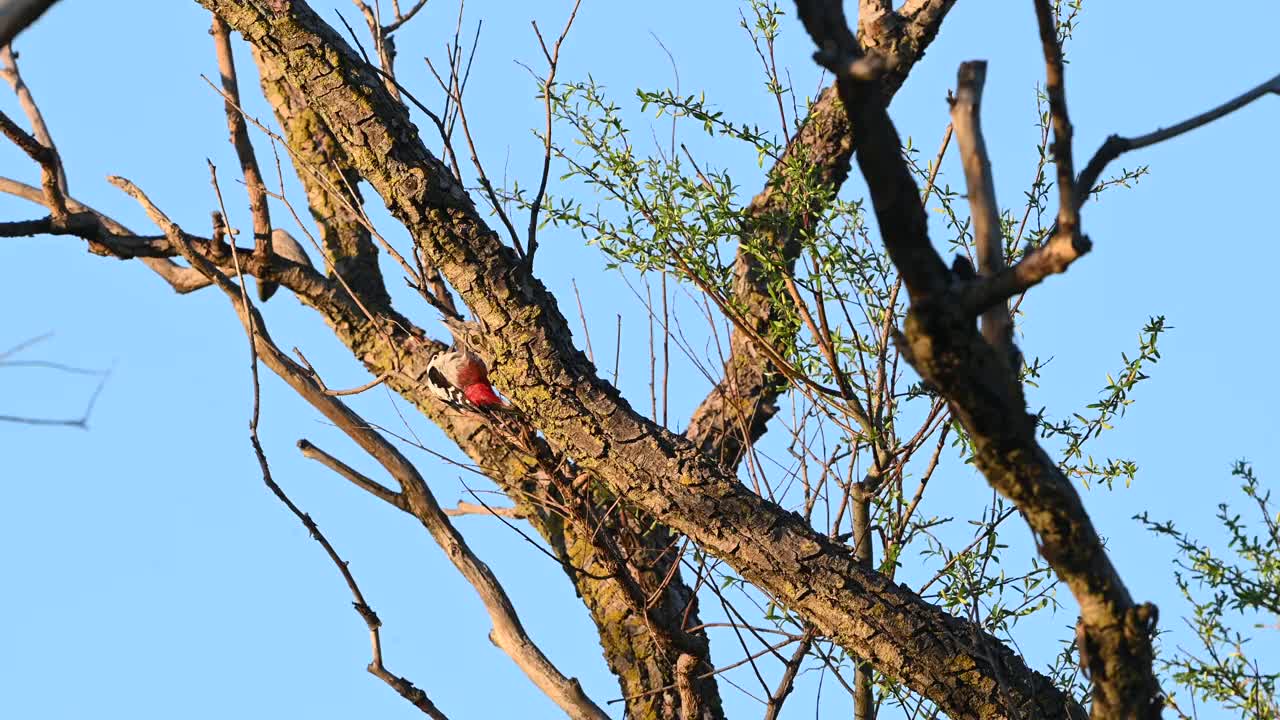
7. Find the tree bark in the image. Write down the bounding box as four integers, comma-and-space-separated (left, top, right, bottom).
194, 2, 1086, 717
251, 40, 724, 720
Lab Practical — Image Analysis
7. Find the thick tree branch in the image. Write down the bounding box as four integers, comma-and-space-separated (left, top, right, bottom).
250, 26, 724, 717
251, 45, 391, 305
794, 1, 1167, 717
10, 38, 715, 710
7, 169, 722, 717
796, 2, 950, 303
199, 2, 1085, 717
686, 0, 955, 468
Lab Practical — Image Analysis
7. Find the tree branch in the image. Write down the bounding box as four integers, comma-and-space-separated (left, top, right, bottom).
8, 164, 721, 717
108, 173, 609, 720
0, 104, 65, 219
1075, 72, 1280, 210
0, 179, 336, 301
250, 381, 447, 718
686, 0, 956, 468
794, 1, 1166, 716
297, 438, 405, 509
211, 14, 275, 298
200, 2, 1084, 716
949, 60, 1012, 352
966, 69, 1280, 315
252, 23, 722, 712
1, 44, 64, 192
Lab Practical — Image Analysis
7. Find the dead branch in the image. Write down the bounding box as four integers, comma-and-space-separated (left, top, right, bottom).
0, 44, 64, 191
949, 60, 1012, 352
235, 243, 448, 720
965, 55, 1280, 317
0, 178, 334, 302
443, 500, 527, 519
108, 172, 609, 720
297, 439, 405, 510
0, 105, 64, 218
1074, 72, 1280, 209
525, 0, 582, 265
211, 15, 275, 298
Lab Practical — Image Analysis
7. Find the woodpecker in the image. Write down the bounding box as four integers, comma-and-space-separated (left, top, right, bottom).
425, 349, 505, 409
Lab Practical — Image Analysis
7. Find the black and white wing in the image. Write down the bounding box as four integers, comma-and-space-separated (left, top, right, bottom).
426, 358, 468, 406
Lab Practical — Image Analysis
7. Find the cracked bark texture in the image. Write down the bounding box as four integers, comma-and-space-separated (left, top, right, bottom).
250, 44, 723, 720
794, 0, 1161, 715
687, 0, 955, 470
252, 46, 389, 306
196, 1, 1087, 717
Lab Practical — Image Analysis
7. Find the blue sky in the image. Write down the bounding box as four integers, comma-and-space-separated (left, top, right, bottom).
2, 1, 1278, 718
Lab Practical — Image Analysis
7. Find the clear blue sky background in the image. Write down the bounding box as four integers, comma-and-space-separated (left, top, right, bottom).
2, 2, 1277, 718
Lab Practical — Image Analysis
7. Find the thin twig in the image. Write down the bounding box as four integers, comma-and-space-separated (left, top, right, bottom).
524, 0, 582, 265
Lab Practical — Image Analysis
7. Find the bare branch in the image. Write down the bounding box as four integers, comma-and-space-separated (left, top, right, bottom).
233, 245, 448, 719
297, 439, 405, 509
443, 500, 527, 519
1, 44, 64, 192
1034, 0, 1079, 245
0, 178, 335, 301
382, 0, 428, 34
0, 175, 221, 294
763, 630, 814, 720
0, 106, 64, 218
250, 45, 391, 305
1074, 71, 1280, 210
674, 653, 704, 720
949, 60, 1012, 352
965, 61, 1280, 316
211, 15, 275, 299
525, 0, 582, 266
108, 171, 608, 720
